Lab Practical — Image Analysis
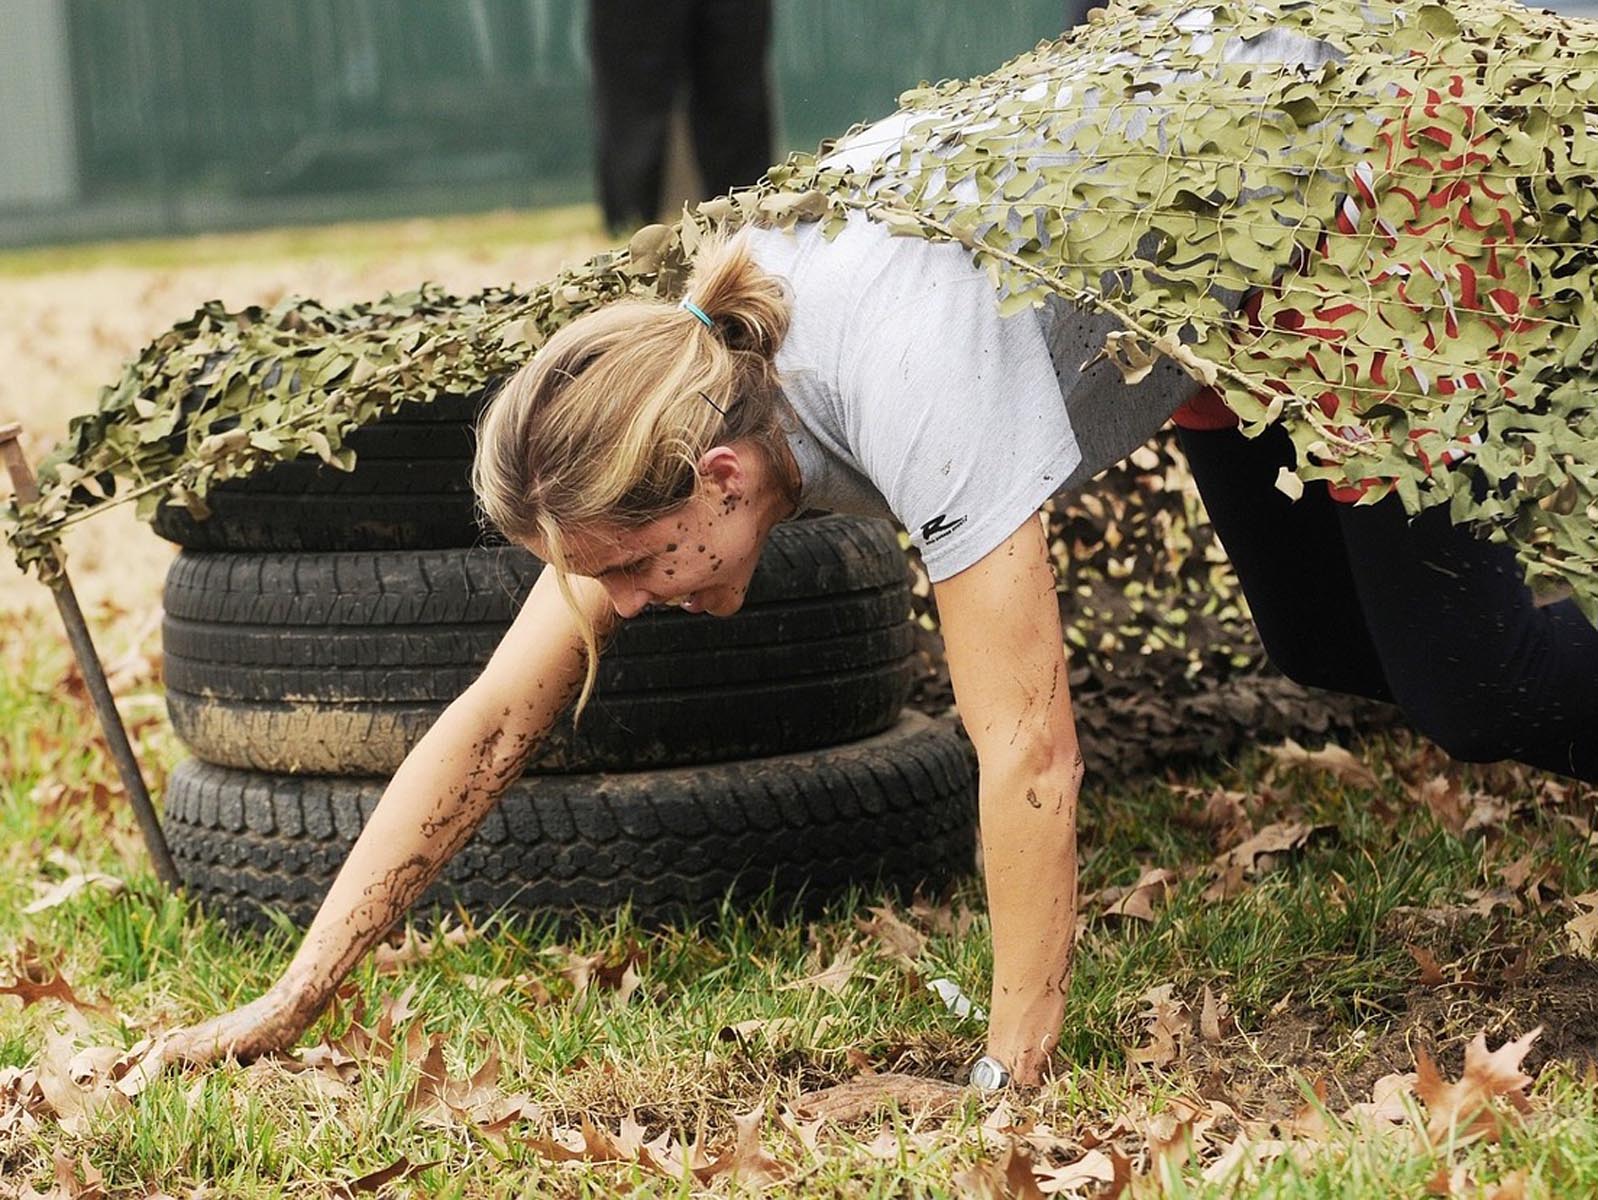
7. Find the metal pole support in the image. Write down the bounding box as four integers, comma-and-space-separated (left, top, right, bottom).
0, 422, 182, 892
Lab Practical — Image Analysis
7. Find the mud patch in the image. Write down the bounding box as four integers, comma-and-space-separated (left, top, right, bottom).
1184, 956, 1598, 1123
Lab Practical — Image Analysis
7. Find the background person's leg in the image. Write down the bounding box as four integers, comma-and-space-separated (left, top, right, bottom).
686, 0, 774, 199
1335, 497, 1598, 783
588, 0, 689, 233
1177, 424, 1394, 702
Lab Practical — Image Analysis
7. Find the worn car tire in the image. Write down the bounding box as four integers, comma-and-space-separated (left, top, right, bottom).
162, 516, 918, 773
150, 393, 489, 551
161, 713, 977, 930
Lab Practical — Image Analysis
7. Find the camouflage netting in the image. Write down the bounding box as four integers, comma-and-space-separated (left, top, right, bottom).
7, 0, 1596, 626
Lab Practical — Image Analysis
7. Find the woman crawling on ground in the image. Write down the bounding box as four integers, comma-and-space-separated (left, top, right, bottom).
151, 0, 1598, 1089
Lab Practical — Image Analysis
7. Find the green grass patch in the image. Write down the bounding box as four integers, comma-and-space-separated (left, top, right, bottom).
2, 602, 1596, 1196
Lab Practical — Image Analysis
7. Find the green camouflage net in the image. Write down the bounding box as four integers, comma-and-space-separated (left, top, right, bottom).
8, 0, 1596, 623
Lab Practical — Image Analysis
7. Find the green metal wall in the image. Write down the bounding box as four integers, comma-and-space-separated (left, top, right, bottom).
6, 1, 1067, 245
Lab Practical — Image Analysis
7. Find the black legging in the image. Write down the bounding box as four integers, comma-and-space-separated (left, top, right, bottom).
1176, 423, 1598, 783
587, 0, 773, 234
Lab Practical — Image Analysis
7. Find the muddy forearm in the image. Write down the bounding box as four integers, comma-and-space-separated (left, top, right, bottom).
979, 747, 1083, 1081
263, 683, 571, 1028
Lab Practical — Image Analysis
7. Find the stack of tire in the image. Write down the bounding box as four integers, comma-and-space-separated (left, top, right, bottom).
156, 395, 978, 931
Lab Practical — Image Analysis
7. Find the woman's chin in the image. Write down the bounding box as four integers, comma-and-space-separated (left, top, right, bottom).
700, 592, 742, 617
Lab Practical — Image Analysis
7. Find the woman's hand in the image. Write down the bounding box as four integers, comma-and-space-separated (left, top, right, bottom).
136, 988, 313, 1078
932, 511, 1083, 1092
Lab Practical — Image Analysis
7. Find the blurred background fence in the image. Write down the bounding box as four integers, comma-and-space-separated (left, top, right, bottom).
2, 0, 1073, 247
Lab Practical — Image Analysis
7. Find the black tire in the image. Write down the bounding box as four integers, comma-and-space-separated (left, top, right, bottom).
161, 713, 978, 931
151, 393, 490, 551
162, 516, 918, 774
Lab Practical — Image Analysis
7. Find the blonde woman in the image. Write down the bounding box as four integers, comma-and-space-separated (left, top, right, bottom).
150, 0, 1598, 1088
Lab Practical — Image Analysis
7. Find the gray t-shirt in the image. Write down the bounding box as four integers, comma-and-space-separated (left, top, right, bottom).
745, 214, 1198, 581
742, 19, 1342, 582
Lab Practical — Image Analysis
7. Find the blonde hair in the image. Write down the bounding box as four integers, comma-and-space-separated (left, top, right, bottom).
473, 230, 794, 714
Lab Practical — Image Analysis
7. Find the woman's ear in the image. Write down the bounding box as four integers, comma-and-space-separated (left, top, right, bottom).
696, 444, 747, 497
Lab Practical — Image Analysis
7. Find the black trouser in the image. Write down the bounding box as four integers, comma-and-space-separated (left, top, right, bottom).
587, 0, 773, 234
1177, 423, 1598, 783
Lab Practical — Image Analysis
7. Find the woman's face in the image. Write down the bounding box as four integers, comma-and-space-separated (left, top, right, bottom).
541, 443, 791, 619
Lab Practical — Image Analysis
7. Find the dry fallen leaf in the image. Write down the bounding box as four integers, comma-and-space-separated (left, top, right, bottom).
404, 1035, 504, 1127
1267, 739, 1379, 789
298, 982, 425, 1082
856, 904, 927, 966
455, 972, 553, 1005
331, 1155, 442, 1198
1210, 820, 1322, 881
1126, 984, 1190, 1070
1277, 1078, 1332, 1141
1409, 774, 1468, 836
1197, 788, 1254, 851
1100, 868, 1176, 923
1199, 986, 1229, 1043
1199, 1134, 1291, 1186
23, 873, 126, 914
696, 1103, 788, 1188
908, 894, 978, 939
1415, 1028, 1539, 1145
1343, 1070, 1418, 1130
0, 971, 113, 1018
1033, 1148, 1119, 1196
523, 1108, 785, 1189
34, 1035, 132, 1135
11, 1150, 105, 1200
955, 1140, 1048, 1200
371, 921, 475, 975
1565, 892, 1598, 956
779, 945, 858, 996
1486, 1169, 1529, 1200
793, 1072, 964, 1123
550, 940, 646, 1003
1407, 945, 1448, 988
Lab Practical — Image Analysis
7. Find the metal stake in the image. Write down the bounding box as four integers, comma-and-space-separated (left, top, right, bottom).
0, 423, 181, 892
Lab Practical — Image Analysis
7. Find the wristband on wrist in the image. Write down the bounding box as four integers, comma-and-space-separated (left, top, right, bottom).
967, 1054, 1012, 1091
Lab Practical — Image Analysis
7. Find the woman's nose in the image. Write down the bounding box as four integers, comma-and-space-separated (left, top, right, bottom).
604, 580, 652, 619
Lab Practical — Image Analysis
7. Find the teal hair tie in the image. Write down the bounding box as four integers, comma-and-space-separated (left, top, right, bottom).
679, 299, 714, 329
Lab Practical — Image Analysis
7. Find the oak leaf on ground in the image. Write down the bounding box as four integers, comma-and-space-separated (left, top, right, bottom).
1565, 892, 1598, 955
1266, 739, 1379, 789
1415, 1028, 1539, 1145
404, 1034, 504, 1126
1099, 868, 1176, 923
371, 921, 475, 975
856, 903, 927, 966
1126, 984, 1190, 1069
331, 1155, 442, 1197
792, 1072, 964, 1123
695, 1103, 788, 1188
0, 969, 113, 1018
778, 945, 859, 996
550, 940, 646, 1003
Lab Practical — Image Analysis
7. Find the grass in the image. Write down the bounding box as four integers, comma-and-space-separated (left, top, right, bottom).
3, 597, 1598, 1197
0, 204, 604, 278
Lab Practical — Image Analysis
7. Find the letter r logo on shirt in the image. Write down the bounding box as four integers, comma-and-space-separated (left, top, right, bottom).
920, 512, 968, 544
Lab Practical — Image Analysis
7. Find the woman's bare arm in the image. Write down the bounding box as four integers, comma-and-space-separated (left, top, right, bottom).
155, 566, 614, 1066
932, 512, 1082, 1087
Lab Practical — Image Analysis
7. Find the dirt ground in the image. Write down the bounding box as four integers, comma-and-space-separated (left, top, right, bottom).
0, 213, 607, 617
